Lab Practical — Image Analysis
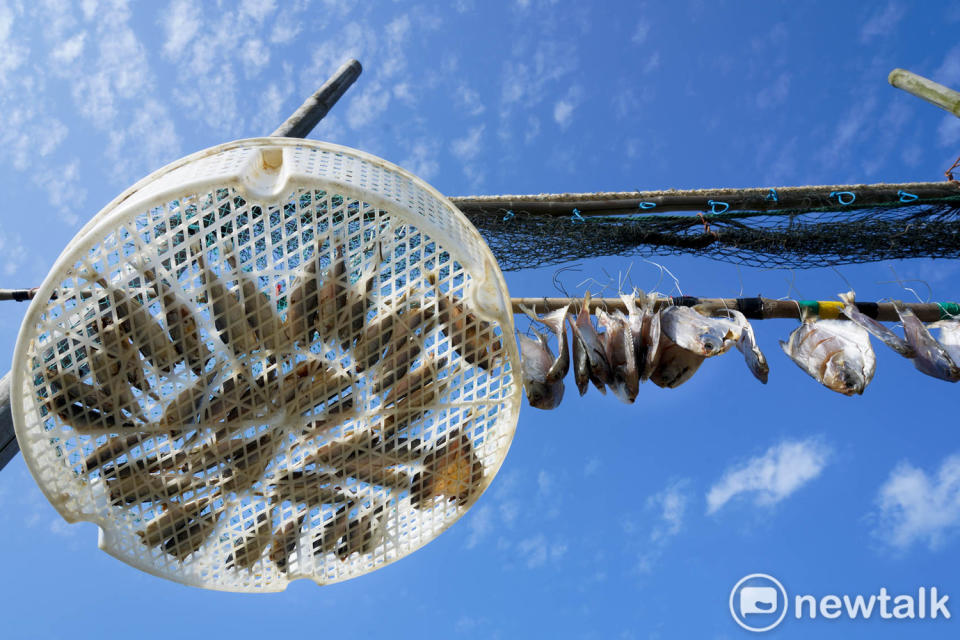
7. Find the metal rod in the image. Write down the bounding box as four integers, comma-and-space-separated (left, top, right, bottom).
511, 296, 956, 323
270, 58, 363, 137
889, 68, 960, 118
452, 181, 960, 218
0, 288, 37, 302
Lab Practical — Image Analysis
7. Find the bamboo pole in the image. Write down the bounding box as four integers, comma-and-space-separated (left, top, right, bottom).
0, 59, 364, 473
510, 296, 956, 323
451, 181, 960, 218
889, 68, 960, 118
270, 59, 363, 137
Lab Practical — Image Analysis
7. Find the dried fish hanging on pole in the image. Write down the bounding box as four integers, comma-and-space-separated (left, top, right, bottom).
512, 289, 960, 408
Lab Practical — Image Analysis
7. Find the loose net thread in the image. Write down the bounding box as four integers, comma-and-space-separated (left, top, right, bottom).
465, 195, 960, 271
17, 175, 517, 591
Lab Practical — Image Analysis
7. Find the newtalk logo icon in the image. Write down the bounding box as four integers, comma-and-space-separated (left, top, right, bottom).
729, 573, 951, 632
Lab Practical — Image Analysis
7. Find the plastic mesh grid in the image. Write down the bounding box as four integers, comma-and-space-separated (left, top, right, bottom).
12, 140, 520, 591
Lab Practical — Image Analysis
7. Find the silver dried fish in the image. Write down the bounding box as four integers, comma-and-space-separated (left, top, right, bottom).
780, 312, 876, 395
839, 291, 914, 358
895, 303, 960, 382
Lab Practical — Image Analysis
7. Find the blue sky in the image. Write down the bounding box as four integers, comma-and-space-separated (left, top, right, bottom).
1, 1, 960, 638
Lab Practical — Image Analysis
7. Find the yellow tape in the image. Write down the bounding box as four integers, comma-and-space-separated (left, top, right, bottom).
817, 301, 844, 319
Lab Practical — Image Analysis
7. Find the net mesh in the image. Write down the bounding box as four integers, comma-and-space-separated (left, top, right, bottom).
12, 140, 520, 591
460, 192, 960, 271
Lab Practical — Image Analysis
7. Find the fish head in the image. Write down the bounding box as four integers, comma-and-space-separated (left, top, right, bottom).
823, 353, 865, 396
698, 331, 724, 356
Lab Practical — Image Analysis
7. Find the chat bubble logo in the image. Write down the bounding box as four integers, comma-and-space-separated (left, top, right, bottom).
740, 586, 778, 616
730, 574, 788, 632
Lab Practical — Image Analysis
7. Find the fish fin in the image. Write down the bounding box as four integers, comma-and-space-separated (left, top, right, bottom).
778, 340, 790, 356
838, 290, 855, 307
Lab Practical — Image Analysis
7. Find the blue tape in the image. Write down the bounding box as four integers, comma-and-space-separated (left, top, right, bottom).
638, 201, 657, 209
571, 208, 584, 223
898, 190, 918, 203
708, 200, 729, 214
502, 210, 515, 221
765, 188, 778, 202
830, 191, 856, 205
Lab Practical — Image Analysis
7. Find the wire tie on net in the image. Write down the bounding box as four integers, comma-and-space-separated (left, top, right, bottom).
829, 190, 856, 205
638, 201, 657, 209
707, 200, 729, 214
571, 208, 584, 223
502, 209, 515, 221
765, 188, 778, 202
697, 212, 717, 237
897, 190, 918, 203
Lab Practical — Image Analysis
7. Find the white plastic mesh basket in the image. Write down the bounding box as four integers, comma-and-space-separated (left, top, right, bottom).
11, 138, 521, 591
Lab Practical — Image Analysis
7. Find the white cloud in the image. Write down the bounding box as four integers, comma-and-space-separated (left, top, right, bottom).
537, 469, 553, 496
0, 223, 27, 277
756, 73, 791, 110
875, 453, 960, 550
105, 98, 182, 184
706, 438, 831, 514
50, 32, 85, 64
516, 533, 567, 569
393, 82, 415, 105
643, 51, 661, 74
0, 4, 28, 85
648, 481, 687, 542
554, 99, 575, 129
465, 504, 493, 549
240, 38, 271, 75
347, 81, 390, 130
934, 44, 960, 87
451, 125, 484, 162
860, 2, 905, 43
632, 19, 650, 45
455, 84, 485, 116
270, 17, 301, 44
636, 480, 690, 573
240, 0, 276, 23
938, 115, 960, 148
161, 0, 201, 59
400, 137, 440, 181
499, 501, 519, 525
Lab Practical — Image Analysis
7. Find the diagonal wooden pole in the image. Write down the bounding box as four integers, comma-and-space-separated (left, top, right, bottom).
889, 68, 960, 118
0, 59, 363, 472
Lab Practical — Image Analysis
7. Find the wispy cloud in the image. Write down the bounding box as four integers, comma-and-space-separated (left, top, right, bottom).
938, 115, 960, 148
860, 2, 905, 43
874, 453, 960, 550
632, 19, 651, 45
0, 222, 27, 277
516, 533, 568, 569
756, 74, 791, 110
455, 84, 485, 117
636, 480, 690, 573
451, 125, 485, 162
465, 504, 494, 550
161, 0, 201, 58
934, 44, 960, 87
706, 438, 831, 514
553, 86, 582, 130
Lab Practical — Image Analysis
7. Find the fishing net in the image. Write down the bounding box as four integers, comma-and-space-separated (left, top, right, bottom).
454, 186, 960, 271
11, 139, 520, 591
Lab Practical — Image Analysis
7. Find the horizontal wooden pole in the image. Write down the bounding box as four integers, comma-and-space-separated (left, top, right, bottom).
511, 296, 956, 323
452, 181, 960, 217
